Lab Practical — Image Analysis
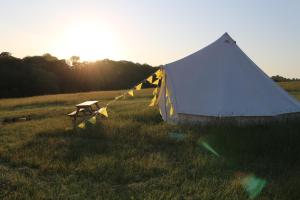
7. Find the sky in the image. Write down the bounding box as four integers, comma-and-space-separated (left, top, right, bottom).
0, 0, 300, 77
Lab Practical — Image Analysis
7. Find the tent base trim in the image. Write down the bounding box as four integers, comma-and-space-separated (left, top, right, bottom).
169, 112, 300, 125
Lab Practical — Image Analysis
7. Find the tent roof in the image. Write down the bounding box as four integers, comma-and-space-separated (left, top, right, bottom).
163, 33, 300, 117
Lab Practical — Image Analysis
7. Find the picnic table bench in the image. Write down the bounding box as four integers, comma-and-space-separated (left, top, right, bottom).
68, 100, 100, 121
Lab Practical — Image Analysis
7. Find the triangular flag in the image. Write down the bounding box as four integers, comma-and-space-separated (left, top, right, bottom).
155, 70, 163, 79
128, 90, 134, 96
115, 95, 124, 100
170, 105, 174, 116
135, 83, 143, 90
159, 108, 162, 116
166, 87, 169, 97
88, 116, 96, 124
99, 107, 108, 117
152, 79, 159, 85
149, 95, 157, 107
153, 87, 158, 95
78, 122, 86, 129
147, 76, 153, 83
166, 96, 171, 106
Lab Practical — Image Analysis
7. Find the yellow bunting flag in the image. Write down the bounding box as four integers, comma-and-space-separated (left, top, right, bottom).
147, 76, 153, 83
152, 79, 159, 85
99, 107, 108, 117
149, 95, 157, 107
78, 122, 86, 129
166, 96, 171, 106
135, 83, 143, 90
153, 87, 158, 95
170, 105, 174, 116
155, 70, 163, 79
88, 116, 96, 124
115, 95, 124, 100
166, 87, 169, 97
159, 108, 162, 115
128, 90, 134, 96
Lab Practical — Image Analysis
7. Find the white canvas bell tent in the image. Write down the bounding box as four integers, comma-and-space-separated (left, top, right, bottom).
158, 33, 300, 124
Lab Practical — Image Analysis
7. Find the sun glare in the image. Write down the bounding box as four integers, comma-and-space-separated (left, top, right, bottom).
53, 22, 120, 61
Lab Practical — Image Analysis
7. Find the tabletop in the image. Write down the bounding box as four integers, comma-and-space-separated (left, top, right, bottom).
76, 101, 98, 107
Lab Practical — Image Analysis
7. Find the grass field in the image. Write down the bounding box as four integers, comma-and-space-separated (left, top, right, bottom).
0, 82, 300, 199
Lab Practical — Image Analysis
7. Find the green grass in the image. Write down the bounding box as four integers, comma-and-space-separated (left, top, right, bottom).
279, 81, 300, 98
0, 82, 300, 199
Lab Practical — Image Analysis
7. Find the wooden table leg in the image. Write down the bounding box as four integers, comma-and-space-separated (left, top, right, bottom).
74, 107, 80, 122
88, 106, 93, 115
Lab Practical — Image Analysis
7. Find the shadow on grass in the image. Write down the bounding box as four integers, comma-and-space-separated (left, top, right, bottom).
2, 118, 300, 199
12, 119, 298, 177
1, 119, 170, 185
195, 121, 300, 177
203, 122, 299, 158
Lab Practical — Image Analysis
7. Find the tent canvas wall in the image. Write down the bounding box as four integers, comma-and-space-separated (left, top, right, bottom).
158, 33, 300, 124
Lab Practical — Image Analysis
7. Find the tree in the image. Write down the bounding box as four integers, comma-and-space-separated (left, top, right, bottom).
0, 52, 12, 57
69, 56, 80, 66
271, 75, 289, 82
42, 53, 58, 61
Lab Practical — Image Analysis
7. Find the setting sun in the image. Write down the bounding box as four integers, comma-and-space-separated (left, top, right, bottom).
52, 21, 120, 61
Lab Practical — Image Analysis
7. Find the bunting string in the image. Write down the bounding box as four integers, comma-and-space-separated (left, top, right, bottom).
77, 68, 163, 129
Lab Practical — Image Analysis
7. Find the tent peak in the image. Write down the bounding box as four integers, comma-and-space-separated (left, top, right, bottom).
219, 32, 236, 44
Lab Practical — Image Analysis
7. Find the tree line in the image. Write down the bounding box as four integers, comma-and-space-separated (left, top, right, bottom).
0, 53, 158, 98
271, 75, 299, 82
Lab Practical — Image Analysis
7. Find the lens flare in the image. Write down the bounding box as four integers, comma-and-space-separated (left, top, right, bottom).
241, 175, 267, 199
234, 172, 267, 199
198, 140, 220, 157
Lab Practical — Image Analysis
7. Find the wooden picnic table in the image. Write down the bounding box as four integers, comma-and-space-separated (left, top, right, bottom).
68, 100, 100, 121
